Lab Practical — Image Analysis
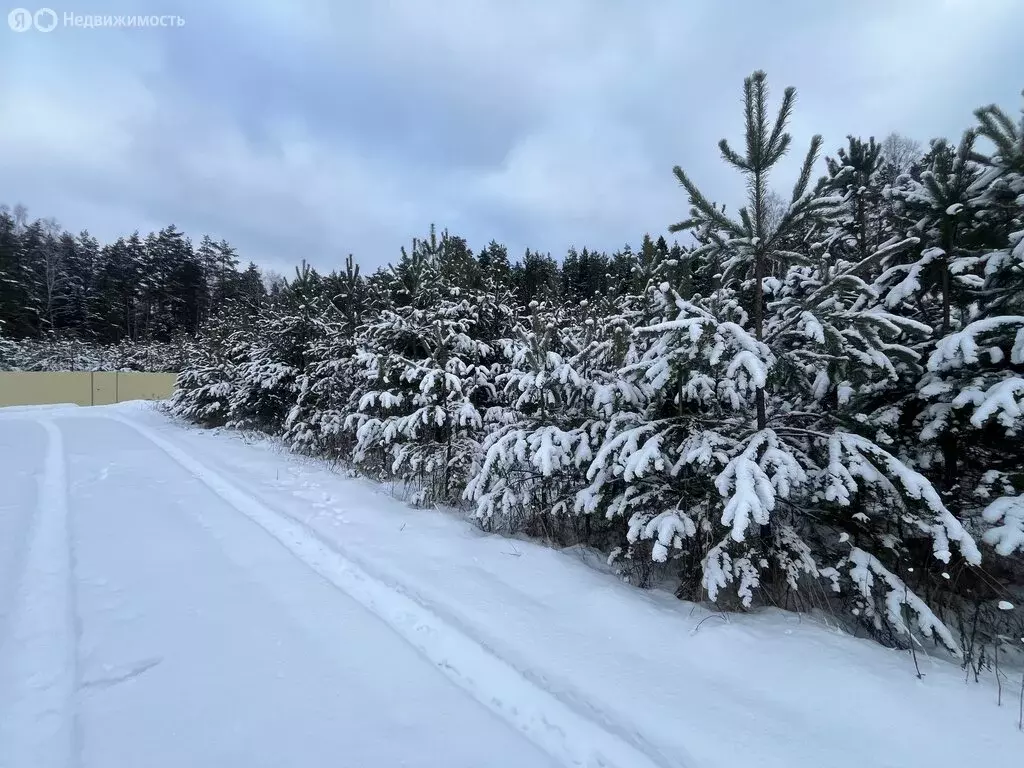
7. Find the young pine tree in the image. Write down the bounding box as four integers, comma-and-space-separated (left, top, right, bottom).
590, 71, 981, 650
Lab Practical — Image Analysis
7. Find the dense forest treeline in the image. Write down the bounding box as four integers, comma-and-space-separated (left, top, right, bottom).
0, 201, 687, 369
3, 73, 1022, 676
0, 209, 269, 369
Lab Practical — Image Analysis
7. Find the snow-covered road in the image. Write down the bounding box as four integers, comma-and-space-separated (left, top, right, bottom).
0, 412, 571, 768
1, 405, 1020, 768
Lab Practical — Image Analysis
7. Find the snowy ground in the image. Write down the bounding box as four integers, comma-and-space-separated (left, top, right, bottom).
0, 403, 1019, 768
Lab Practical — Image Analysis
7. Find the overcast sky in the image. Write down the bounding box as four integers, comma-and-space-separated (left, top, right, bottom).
2, 0, 1022, 275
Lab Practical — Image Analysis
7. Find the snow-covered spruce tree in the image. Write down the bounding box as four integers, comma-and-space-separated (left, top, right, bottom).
948, 93, 1024, 518
345, 230, 445, 486
225, 263, 322, 434
824, 136, 899, 264
897, 93, 1024, 653
346, 228, 513, 506
857, 104, 1024, 650
465, 292, 645, 547
883, 133, 982, 352
0, 320, 19, 370
858, 135, 985, 529
0, 333, 180, 373
110, 338, 187, 372
282, 255, 366, 458
465, 301, 589, 534
566, 247, 677, 562
12, 334, 92, 371
465, 241, 670, 548
170, 307, 255, 427
586, 71, 982, 651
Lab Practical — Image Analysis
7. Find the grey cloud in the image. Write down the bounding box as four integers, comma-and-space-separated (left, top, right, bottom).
1, 0, 1022, 275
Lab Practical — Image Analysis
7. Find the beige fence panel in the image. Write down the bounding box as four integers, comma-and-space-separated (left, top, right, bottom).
92, 371, 118, 406
0, 372, 177, 408
0, 372, 92, 407
113, 373, 177, 403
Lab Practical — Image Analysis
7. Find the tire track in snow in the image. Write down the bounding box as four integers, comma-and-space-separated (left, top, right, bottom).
111, 414, 685, 768
0, 419, 78, 768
